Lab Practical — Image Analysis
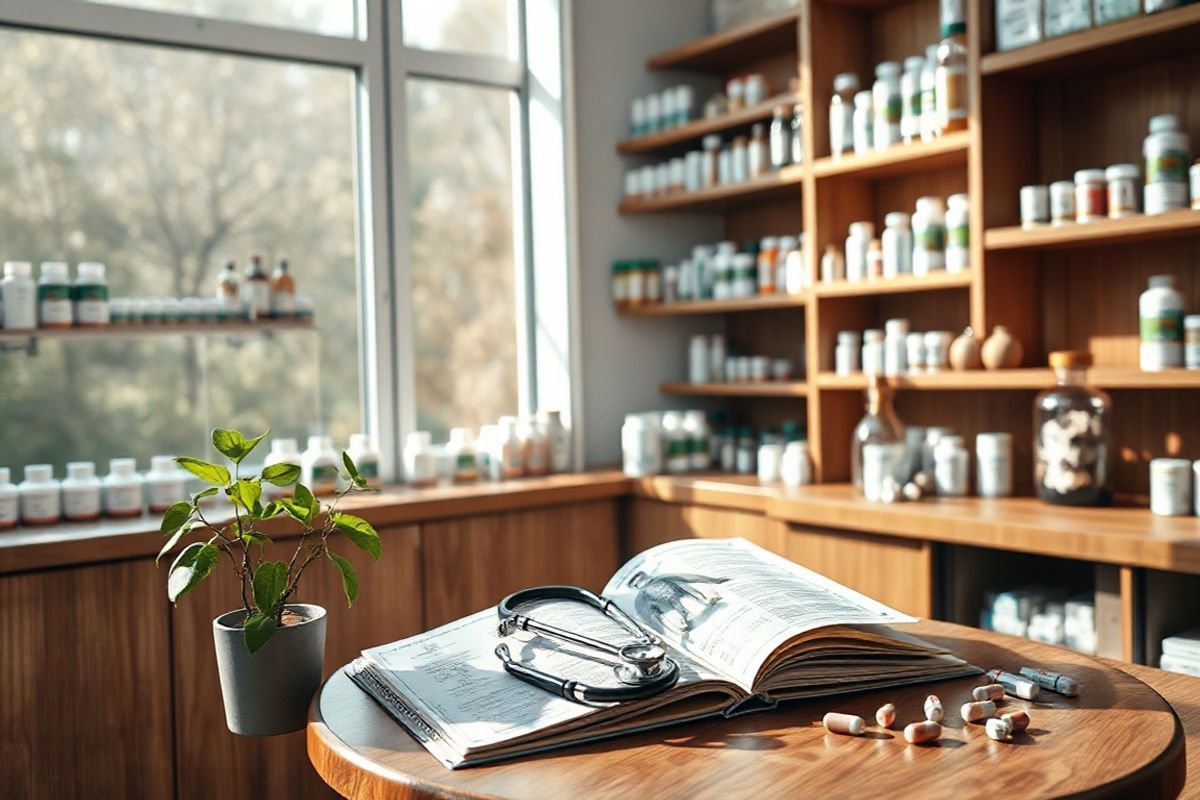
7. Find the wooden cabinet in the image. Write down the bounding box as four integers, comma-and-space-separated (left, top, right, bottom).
625, 497, 787, 556
0, 560, 173, 798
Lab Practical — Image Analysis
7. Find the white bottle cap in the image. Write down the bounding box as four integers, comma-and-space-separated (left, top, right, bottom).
25, 464, 54, 482
307, 435, 334, 452
40, 261, 70, 282
778, 235, 798, 251
702, 134, 721, 150
885, 318, 910, 335
4, 260, 33, 279
717, 241, 737, 255
863, 328, 884, 342
976, 432, 1012, 456
885, 211, 911, 228
349, 433, 371, 451
0, 467, 9, 485
1149, 114, 1179, 134
66, 462, 96, 480
271, 438, 299, 455
833, 72, 860, 93
77, 262, 107, 281
1074, 168, 1105, 184
1105, 163, 1138, 181
854, 90, 873, 107
904, 55, 926, 71
760, 236, 779, 249
448, 427, 472, 445
937, 435, 965, 449
916, 196, 946, 213
837, 330, 861, 345
109, 458, 138, 477
849, 221, 875, 238
150, 455, 178, 473
875, 61, 901, 78
948, 193, 969, 208
405, 431, 432, 449
1149, 274, 1177, 289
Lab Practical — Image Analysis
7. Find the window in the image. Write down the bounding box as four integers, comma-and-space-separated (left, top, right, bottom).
82, 0, 358, 37
401, 0, 517, 59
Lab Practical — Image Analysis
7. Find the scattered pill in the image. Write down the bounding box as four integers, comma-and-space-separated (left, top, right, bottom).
1002, 710, 1030, 733
986, 669, 1040, 700
823, 712, 865, 736
924, 694, 944, 722
1019, 666, 1079, 697
913, 471, 934, 493
986, 717, 1013, 741
972, 683, 1006, 702
876, 703, 896, 728
904, 720, 942, 744
902, 481, 925, 501
961, 700, 997, 722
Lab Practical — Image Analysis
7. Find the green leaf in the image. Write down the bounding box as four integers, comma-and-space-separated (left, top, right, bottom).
253, 560, 289, 615
332, 513, 381, 561
241, 431, 268, 460
258, 500, 285, 520
192, 487, 219, 503
239, 526, 271, 546
276, 498, 309, 524
159, 501, 193, 535
261, 462, 301, 487
293, 483, 318, 523
227, 478, 263, 513
342, 451, 360, 482
156, 522, 194, 564
167, 541, 219, 603
210, 429, 269, 464
176, 457, 230, 487
243, 612, 277, 654
327, 551, 358, 607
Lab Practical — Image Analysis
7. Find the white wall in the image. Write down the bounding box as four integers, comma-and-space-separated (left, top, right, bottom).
570, 0, 723, 466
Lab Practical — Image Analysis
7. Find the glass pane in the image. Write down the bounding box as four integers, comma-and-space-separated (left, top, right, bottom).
406, 79, 520, 440
81, 0, 356, 38
402, 0, 517, 59
0, 30, 362, 472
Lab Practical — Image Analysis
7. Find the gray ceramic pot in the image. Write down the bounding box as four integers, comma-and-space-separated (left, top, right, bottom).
212, 603, 327, 736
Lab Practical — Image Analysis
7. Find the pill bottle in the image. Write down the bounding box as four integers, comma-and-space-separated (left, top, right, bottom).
496, 417, 525, 480
1150, 458, 1192, 517
730, 136, 749, 184
629, 97, 646, 138
866, 239, 883, 279
447, 428, 479, 483
683, 410, 711, 471
1143, 114, 1190, 215
709, 334, 726, 383
906, 332, 926, 374
900, 55, 925, 144
845, 221, 874, 282
676, 85, 694, 126
1186, 316, 1200, 370
734, 428, 757, 475
862, 329, 885, 376
829, 72, 860, 157
476, 425, 497, 479
144, 455, 188, 512
520, 416, 551, 477
347, 433, 382, 488
1073, 169, 1107, 222
976, 432, 1013, 498
757, 441, 783, 484
781, 440, 812, 487
757, 236, 779, 294
920, 44, 939, 142
1020, 185, 1050, 228
62, 462, 103, 522
73, 262, 110, 327
1049, 180, 1076, 224
1192, 161, 1200, 210
882, 212, 913, 278
945, 193, 970, 273
884, 318, 910, 376
654, 162, 671, 195
934, 5, 969, 135
934, 434, 969, 496
1095, 0, 1138, 24
1139, 274, 1184, 370
659, 412, 689, 475
270, 259, 296, 318
836, 331, 862, 375
404, 430, 441, 485
922, 427, 955, 477
303, 435, 341, 495
1105, 164, 1139, 218
622, 414, 662, 478
730, 253, 755, 298
725, 77, 745, 112
701, 135, 721, 189
103, 458, 144, 518
1035, 351, 1112, 506
852, 90, 874, 156
779, 234, 803, 294
38, 261, 73, 329
261, 439, 302, 498
687, 334, 711, 384
873, 61, 902, 151
19, 465, 61, 526
912, 196, 947, 275
1, 261, 37, 331
924, 331, 952, 371
0, 468, 17, 529
821, 244, 845, 283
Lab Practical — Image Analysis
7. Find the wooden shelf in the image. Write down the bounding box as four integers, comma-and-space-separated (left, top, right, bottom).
813, 271, 972, 298
0, 318, 315, 344
817, 367, 1200, 391
620, 294, 806, 317
985, 210, 1200, 251
811, 131, 971, 180
981, 5, 1200, 77
660, 381, 808, 397
646, 10, 801, 72
618, 165, 805, 214
617, 95, 801, 156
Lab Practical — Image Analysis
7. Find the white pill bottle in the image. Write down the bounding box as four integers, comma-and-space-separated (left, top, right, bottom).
1139, 274, 1184, 370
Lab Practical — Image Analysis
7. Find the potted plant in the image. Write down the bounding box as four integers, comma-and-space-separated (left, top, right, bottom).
157, 428, 381, 736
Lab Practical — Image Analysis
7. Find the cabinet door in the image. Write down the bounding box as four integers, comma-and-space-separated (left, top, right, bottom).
172, 524, 422, 800
625, 498, 787, 557
0, 560, 173, 798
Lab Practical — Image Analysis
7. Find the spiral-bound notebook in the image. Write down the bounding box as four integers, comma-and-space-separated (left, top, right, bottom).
350, 538, 979, 769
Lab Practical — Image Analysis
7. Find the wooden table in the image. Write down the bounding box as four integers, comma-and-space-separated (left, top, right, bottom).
307, 621, 1186, 799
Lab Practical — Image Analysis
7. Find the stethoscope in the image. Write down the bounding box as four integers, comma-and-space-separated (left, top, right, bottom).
494, 585, 680, 707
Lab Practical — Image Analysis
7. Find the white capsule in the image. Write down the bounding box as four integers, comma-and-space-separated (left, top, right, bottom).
904, 720, 942, 744
875, 703, 896, 728
823, 712, 865, 736
972, 683, 1006, 702
986, 716, 1013, 741
961, 700, 997, 722
986, 669, 1040, 700
924, 694, 944, 722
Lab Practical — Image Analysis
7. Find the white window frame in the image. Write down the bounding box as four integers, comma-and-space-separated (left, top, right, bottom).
0, 0, 576, 479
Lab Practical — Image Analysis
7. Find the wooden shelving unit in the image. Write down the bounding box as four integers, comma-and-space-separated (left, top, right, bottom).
660, 381, 808, 397
813, 270, 972, 297
817, 367, 1200, 391
985, 210, 1200, 251
645, 9, 801, 72
620, 294, 806, 317
811, 130, 970, 179
617, 94, 802, 156
618, 165, 805, 214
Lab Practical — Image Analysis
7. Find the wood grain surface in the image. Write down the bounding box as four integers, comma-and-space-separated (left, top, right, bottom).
307, 621, 1185, 800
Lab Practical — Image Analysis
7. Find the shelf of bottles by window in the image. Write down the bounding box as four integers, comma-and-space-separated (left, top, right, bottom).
0, 317, 315, 345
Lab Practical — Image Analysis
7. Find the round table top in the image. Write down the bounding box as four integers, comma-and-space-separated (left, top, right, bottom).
307, 620, 1185, 800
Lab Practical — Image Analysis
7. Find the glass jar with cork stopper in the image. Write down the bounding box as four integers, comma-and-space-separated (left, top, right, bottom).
1034, 351, 1112, 507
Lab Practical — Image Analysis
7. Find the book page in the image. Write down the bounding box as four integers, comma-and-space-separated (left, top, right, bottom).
603, 538, 915, 690
361, 600, 723, 753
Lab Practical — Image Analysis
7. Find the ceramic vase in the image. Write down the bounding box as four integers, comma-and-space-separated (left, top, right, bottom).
949, 328, 983, 370
982, 325, 1024, 369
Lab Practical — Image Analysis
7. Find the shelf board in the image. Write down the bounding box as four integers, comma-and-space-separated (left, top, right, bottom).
813, 270, 972, 298
985, 210, 1200, 251
0, 318, 315, 344
811, 131, 971, 180
646, 10, 801, 73
618, 165, 805, 214
620, 294, 806, 317
981, 5, 1200, 77
661, 381, 808, 397
816, 367, 1200, 391
617, 94, 801, 157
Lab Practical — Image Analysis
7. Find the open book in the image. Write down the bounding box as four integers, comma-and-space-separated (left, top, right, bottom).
349, 538, 979, 768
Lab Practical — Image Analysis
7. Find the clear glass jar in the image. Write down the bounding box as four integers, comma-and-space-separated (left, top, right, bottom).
1034, 351, 1112, 507
851, 377, 906, 497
